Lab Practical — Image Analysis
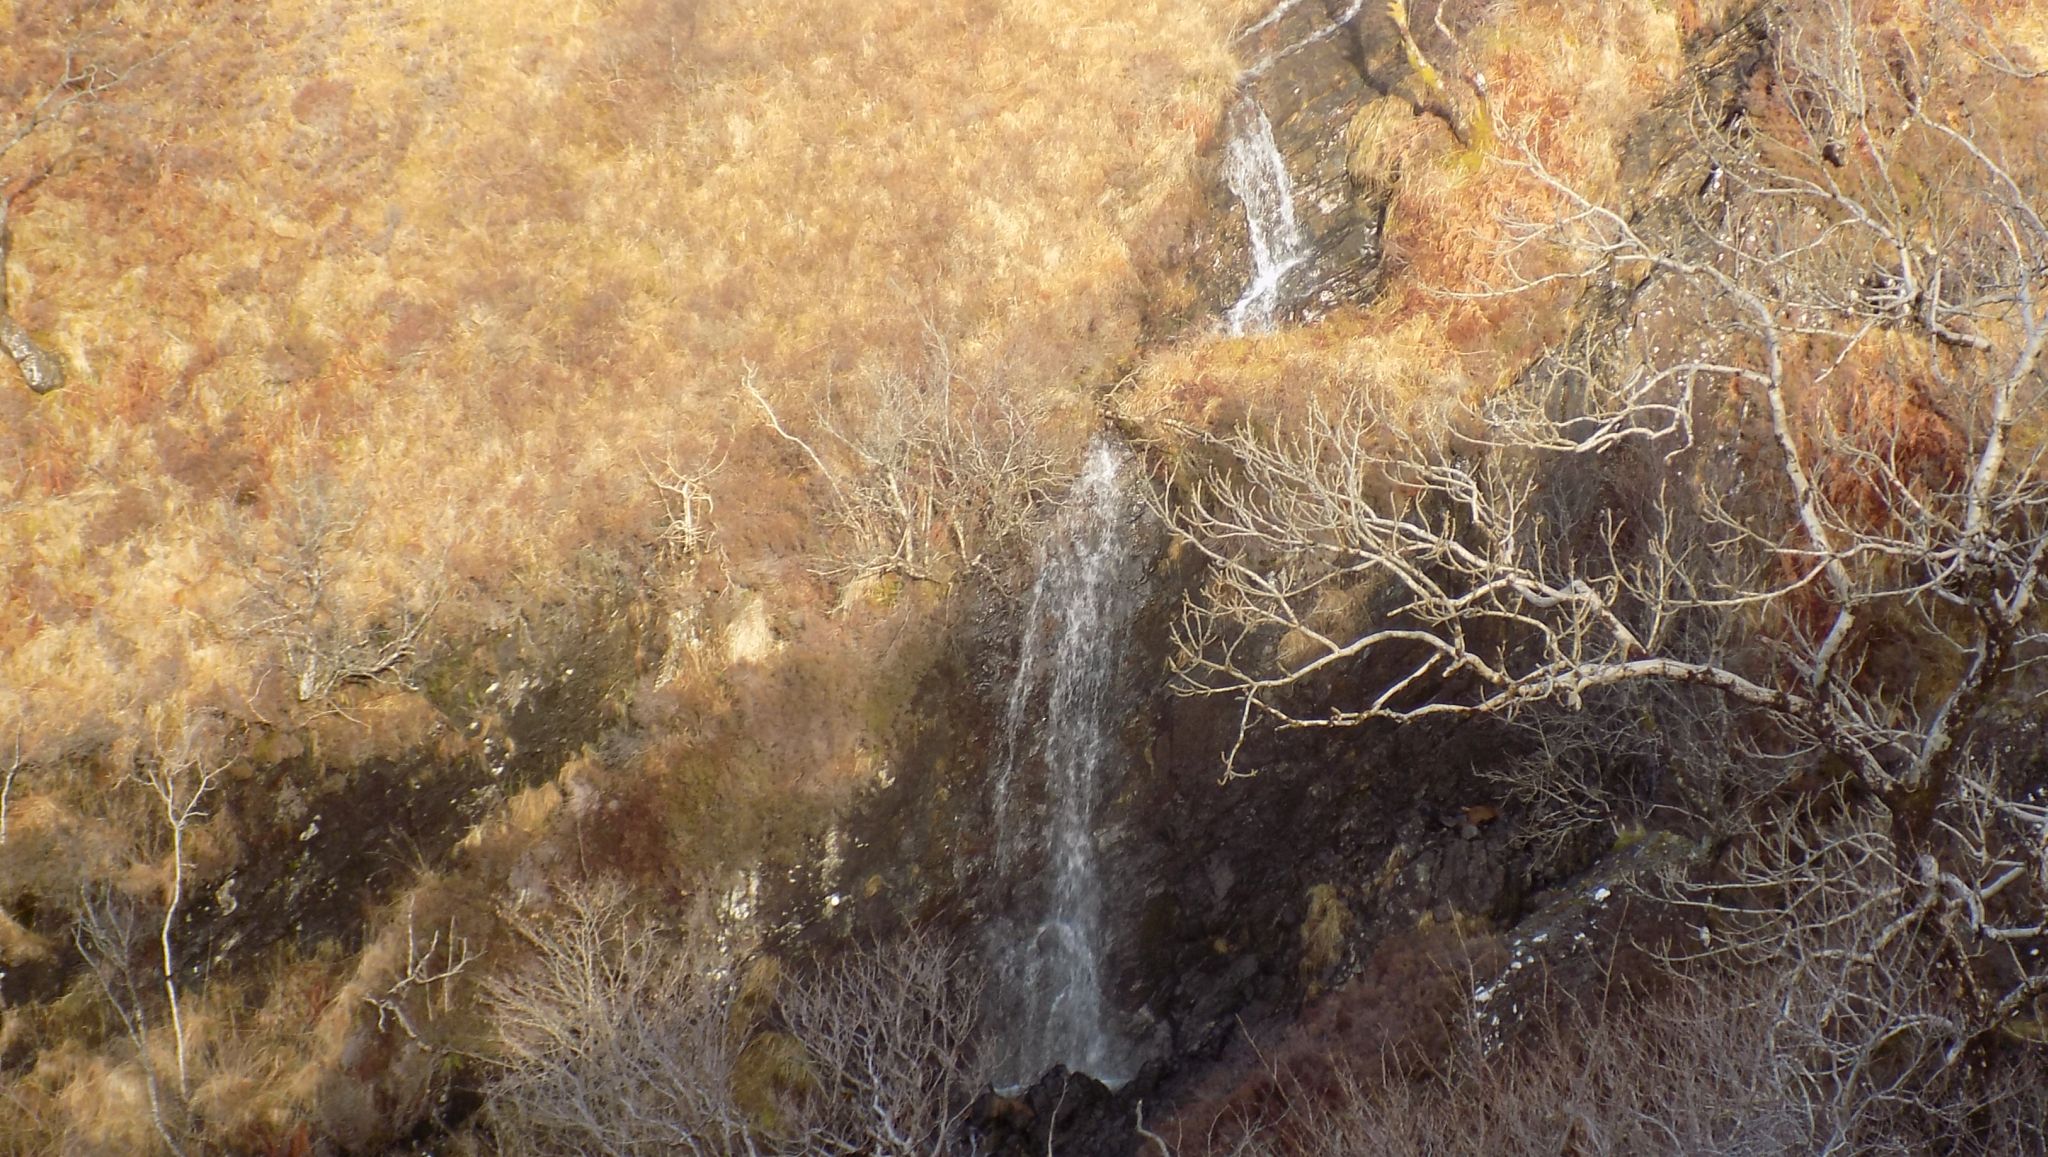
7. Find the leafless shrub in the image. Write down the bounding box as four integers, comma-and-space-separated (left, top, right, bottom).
1488, 699, 1658, 871
362, 897, 479, 1053
481, 882, 756, 1156
644, 451, 725, 565
1653, 756, 2048, 1138
777, 923, 990, 1155
1176, 958, 2047, 1157
481, 880, 989, 1156
74, 884, 191, 1157
741, 336, 1069, 588
227, 482, 438, 714
1489, 683, 1781, 873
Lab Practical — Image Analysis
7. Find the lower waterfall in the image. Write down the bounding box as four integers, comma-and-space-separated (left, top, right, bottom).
989, 437, 1146, 1090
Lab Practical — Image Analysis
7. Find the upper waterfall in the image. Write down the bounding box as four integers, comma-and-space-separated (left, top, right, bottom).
1219, 0, 1377, 333
1223, 98, 1313, 335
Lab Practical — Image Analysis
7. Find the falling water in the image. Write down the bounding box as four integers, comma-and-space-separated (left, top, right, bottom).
990, 437, 1145, 1089
1223, 0, 1365, 333
1223, 99, 1312, 335
1240, 0, 1366, 78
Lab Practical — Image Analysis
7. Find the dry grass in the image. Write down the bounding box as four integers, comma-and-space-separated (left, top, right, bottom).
1122, 0, 1686, 429
5, 0, 2041, 1149
0, 0, 1245, 765
1, 0, 1244, 1146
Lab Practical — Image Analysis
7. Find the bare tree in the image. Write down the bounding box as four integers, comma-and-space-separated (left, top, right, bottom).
133, 715, 229, 1106
1174, 0, 2048, 782
0, 50, 113, 394
0, 198, 64, 393
1384, 0, 1494, 154
1163, 0, 2048, 1098
482, 880, 990, 1156
1651, 754, 2048, 1122
741, 334, 1069, 587
228, 481, 437, 714
1169, 0, 2048, 814
67, 716, 230, 1157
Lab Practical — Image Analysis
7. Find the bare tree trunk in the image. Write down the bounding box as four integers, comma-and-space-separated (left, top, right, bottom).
135, 719, 227, 1105
0, 202, 63, 394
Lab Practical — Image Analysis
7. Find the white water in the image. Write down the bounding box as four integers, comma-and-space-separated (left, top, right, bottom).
1224, 99, 1312, 335
1240, 0, 1366, 78
1223, 0, 1366, 334
990, 438, 1143, 1090
1234, 0, 1311, 43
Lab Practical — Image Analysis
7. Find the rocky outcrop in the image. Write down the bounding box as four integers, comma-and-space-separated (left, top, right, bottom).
1197, 0, 1415, 328
187, 594, 642, 972
771, 492, 1546, 1155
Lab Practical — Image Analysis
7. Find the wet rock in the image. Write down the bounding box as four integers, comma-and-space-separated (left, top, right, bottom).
973, 1063, 1168, 1157
1200, 0, 1412, 326
1462, 831, 1703, 1043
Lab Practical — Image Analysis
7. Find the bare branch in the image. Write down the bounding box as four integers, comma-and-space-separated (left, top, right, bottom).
741, 345, 1067, 589
364, 897, 480, 1050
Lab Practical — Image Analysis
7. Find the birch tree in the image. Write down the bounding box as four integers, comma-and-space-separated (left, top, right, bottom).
1165, 0, 2048, 1085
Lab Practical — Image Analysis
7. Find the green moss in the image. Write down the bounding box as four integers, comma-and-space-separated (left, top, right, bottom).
1610, 822, 1649, 852
732, 1030, 817, 1132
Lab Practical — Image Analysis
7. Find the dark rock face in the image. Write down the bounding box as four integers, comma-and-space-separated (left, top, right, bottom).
969, 1065, 1163, 1157
1198, 0, 1410, 327
781, 509, 1540, 1155
1113, 670, 1530, 1074
190, 598, 640, 970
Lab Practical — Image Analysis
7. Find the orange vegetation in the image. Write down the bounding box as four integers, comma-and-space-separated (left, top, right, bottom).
0, 0, 1246, 764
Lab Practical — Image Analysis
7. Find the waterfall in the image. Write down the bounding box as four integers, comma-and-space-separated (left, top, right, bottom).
1223, 0, 1364, 334
1223, 98, 1312, 335
1241, 0, 1366, 78
990, 437, 1144, 1090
